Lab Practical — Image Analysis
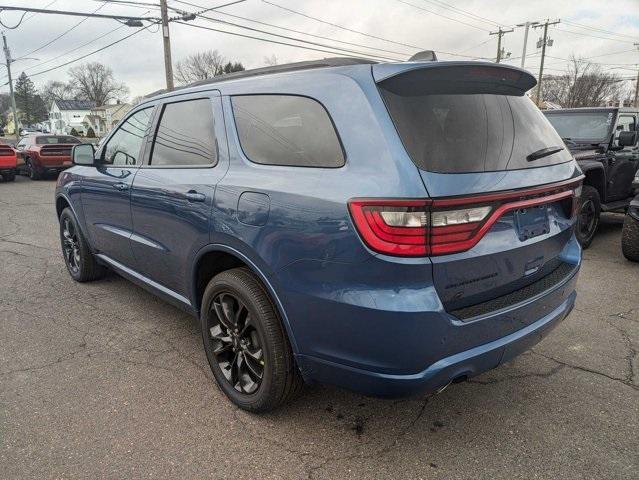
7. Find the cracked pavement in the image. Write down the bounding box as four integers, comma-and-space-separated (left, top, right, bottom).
1, 175, 637, 479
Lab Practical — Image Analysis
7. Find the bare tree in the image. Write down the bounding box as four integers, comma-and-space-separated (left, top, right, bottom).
174, 50, 225, 85
263, 54, 278, 66
543, 55, 626, 107
68, 62, 129, 106
40, 80, 72, 110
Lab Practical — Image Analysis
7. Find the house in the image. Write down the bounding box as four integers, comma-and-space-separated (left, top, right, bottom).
83, 102, 132, 137
48, 100, 96, 135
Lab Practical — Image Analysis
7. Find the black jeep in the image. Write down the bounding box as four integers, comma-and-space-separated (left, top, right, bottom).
544, 107, 639, 247
621, 173, 639, 261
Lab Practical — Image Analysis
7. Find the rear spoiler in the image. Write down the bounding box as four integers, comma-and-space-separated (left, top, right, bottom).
373, 61, 536, 96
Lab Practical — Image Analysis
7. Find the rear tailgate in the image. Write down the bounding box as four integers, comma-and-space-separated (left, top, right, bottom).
375, 62, 582, 318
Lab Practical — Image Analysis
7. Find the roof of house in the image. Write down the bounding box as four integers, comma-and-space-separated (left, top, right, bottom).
55, 100, 96, 110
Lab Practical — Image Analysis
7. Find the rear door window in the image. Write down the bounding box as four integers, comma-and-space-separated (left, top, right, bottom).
379, 71, 571, 173
150, 98, 217, 167
231, 95, 345, 167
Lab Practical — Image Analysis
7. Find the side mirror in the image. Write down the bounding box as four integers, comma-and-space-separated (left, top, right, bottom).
72, 143, 96, 166
618, 131, 638, 148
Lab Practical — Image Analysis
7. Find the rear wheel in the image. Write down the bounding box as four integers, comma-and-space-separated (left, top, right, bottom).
59, 208, 105, 282
26, 158, 41, 180
621, 212, 639, 262
575, 186, 600, 249
201, 267, 303, 412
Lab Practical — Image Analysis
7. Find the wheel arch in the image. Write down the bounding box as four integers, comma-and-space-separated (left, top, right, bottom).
191, 244, 299, 353
580, 163, 606, 201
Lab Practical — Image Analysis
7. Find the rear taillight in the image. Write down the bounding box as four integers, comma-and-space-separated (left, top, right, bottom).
349, 178, 583, 257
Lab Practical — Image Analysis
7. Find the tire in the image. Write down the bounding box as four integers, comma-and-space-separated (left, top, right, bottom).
621, 213, 639, 262
575, 185, 601, 249
201, 267, 303, 412
59, 207, 106, 282
26, 158, 41, 180
2, 171, 15, 182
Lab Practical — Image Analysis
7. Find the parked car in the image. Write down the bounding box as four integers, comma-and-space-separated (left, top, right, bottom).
56, 57, 583, 412
0, 143, 17, 182
19, 127, 38, 137
621, 172, 639, 261
544, 107, 639, 248
16, 134, 80, 180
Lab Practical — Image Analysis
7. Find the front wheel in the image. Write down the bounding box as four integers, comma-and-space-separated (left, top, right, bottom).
621, 212, 639, 262
575, 185, 601, 249
201, 267, 303, 412
59, 208, 105, 282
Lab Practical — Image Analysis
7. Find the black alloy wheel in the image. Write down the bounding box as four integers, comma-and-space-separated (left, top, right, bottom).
207, 292, 265, 394
58, 208, 105, 282
200, 268, 303, 412
61, 216, 81, 275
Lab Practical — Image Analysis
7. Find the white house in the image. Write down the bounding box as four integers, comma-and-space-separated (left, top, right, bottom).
48, 100, 96, 135
83, 102, 132, 137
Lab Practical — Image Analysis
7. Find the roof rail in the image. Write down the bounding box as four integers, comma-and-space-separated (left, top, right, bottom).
187, 57, 377, 87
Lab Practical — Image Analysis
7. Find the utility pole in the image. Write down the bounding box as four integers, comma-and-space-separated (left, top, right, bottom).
533, 19, 560, 106
2, 33, 19, 141
489, 27, 514, 63
160, 0, 174, 91
516, 21, 539, 68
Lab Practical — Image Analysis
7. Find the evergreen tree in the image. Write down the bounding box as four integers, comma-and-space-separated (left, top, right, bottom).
14, 72, 47, 125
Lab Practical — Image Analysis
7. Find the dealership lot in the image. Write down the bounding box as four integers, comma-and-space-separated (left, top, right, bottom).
1, 175, 637, 479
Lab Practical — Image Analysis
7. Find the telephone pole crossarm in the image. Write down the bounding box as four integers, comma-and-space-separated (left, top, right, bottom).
489, 27, 514, 63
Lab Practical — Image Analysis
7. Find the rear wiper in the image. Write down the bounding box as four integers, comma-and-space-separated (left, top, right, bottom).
527, 146, 564, 162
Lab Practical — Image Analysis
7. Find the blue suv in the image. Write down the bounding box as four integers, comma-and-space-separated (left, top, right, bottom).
56, 58, 583, 412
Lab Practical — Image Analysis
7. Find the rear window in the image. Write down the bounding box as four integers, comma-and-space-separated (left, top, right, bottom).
379, 71, 571, 173
232, 95, 345, 168
36, 136, 80, 144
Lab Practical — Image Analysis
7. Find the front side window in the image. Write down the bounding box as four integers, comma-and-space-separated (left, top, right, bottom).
102, 107, 153, 166
545, 111, 615, 143
150, 98, 217, 167
232, 95, 345, 167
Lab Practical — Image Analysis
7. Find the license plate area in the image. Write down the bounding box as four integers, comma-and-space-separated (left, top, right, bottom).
515, 206, 549, 241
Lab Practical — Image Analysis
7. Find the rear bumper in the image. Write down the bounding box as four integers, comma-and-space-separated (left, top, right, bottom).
296, 288, 576, 397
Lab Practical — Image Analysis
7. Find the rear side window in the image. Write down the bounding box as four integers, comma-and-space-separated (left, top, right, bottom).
150, 98, 217, 167
232, 95, 344, 167
379, 70, 572, 173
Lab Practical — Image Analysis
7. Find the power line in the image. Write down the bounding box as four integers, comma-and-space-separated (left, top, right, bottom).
394, 0, 491, 32
15, 2, 108, 60
562, 20, 639, 41
21, 23, 157, 80
183, 7, 403, 61
555, 27, 637, 44
417, 0, 503, 28
260, 0, 490, 59
0, 4, 159, 23
174, 20, 402, 60
172, 0, 414, 56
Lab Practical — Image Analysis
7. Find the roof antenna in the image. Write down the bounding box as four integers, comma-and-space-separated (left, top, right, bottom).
407, 50, 438, 62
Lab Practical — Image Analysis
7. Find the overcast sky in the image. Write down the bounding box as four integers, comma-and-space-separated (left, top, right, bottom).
0, 0, 637, 99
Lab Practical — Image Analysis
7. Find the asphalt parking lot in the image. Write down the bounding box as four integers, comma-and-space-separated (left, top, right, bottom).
1, 174, 637, 479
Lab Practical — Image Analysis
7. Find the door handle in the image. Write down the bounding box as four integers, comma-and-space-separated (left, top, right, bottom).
185, 190, 206, 202
113, 182, 129, 191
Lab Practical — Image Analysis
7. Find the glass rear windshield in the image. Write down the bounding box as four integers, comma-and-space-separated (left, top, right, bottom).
35, 136, 80, 144
544, 111, 614, 143
378, 72, 572, 173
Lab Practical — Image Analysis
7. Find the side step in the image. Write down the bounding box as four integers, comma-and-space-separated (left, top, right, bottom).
601, 199, 630, 212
